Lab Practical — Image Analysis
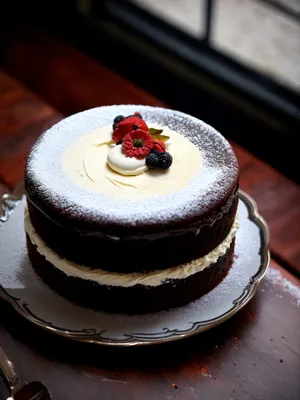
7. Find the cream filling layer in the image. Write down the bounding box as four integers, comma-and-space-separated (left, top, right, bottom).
25, 209, 238, 288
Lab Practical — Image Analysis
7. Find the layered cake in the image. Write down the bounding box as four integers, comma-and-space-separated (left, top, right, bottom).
25, 105, 239, 313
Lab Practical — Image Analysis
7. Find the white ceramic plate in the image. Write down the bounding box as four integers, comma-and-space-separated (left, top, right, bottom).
0, 191, 269, 346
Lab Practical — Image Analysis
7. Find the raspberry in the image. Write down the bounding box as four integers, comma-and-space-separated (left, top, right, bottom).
146, 152, 160, 169
153, 140, 165, 152
159, 152, 173, 169
127, 112, 143, 119
134, 112, 143, 119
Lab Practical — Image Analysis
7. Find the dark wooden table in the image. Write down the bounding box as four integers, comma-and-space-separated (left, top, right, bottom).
1, 38, 300, 400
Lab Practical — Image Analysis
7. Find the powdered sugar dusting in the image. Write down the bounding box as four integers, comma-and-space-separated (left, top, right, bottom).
25, 106, 238, 227
267, 268, 300, 306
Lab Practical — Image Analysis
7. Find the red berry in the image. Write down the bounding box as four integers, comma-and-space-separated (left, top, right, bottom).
134, 112, 143, 119
122, 129, 153, 159
113, 116, 148, 143
152, 140, 165, 152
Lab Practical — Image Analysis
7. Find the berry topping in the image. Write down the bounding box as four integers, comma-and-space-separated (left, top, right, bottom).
122, 129, 153, 159
114, 115, 125, 124
159, 152, 173, 169
150, 149, 161, 156
127, 112, 143, 119
146, 152, 160, 169
152, 139, 166, 152
112, 115, 125, 131
113, 115, 148, 143
109, 112, 173, 172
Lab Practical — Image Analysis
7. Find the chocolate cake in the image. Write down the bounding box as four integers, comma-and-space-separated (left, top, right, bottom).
25, 105, 239, 313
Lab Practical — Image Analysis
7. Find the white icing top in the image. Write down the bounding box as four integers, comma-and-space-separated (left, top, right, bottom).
25, 106, 238, 228
25, 208, 239, 287
62, 124, 202, 199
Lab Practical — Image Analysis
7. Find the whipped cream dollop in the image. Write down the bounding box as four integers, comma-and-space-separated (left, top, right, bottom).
25, 207, 239, 288
107, 145, 147, 176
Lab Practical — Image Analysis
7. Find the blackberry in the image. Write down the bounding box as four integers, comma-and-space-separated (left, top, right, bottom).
159, 152, 173, 169
150, 149, 161, 156
146, 152, 160, 169
113, 115, 125, 130
114, 115, 125, 124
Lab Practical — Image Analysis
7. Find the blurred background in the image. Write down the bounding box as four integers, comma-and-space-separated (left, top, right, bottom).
1, 0, 299, 181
